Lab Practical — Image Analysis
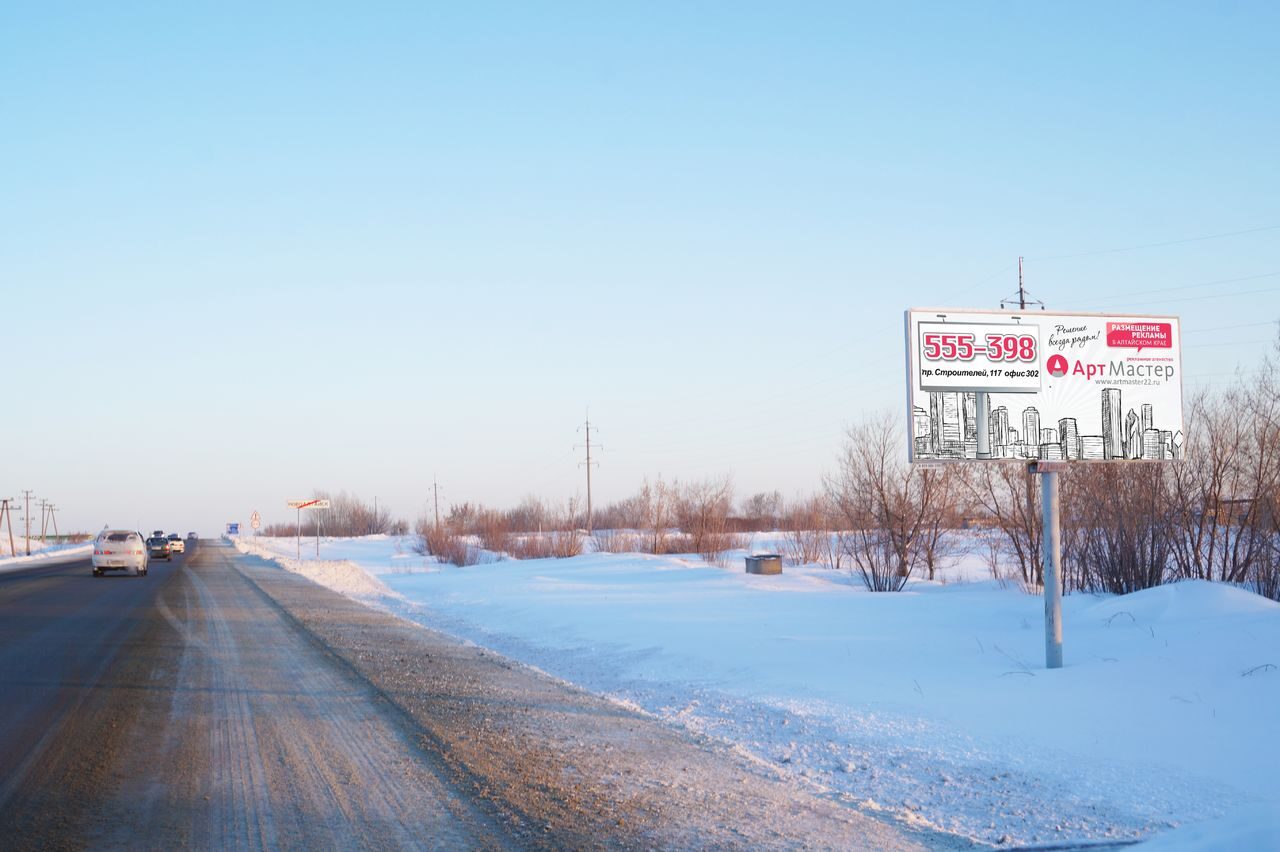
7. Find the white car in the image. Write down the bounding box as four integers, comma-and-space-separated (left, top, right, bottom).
93, 530, 149, 577
169, 538, 185, 554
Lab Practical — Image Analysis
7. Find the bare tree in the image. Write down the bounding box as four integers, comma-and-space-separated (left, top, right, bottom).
964, 463, 1042, 589
781, 494, 828, 566
640, 476, 676, 554
827, 413, 949, 591
1062, 464, 1172, 594
676, 476, 737, 566
739, 490, 784, 531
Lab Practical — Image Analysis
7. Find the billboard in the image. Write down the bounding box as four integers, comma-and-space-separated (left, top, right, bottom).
905, 308, 1183, 462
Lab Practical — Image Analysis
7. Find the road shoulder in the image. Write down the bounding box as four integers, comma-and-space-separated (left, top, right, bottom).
231, 546, 956, 850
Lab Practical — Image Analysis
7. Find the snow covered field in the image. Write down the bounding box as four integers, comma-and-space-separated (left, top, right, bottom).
234, 533, 1280, 849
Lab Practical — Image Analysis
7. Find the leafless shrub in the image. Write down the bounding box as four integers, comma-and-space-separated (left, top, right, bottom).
506, 530, 584, 560
660, 532, 694, 554
828, 413, 950, 591
1061, 464, 1173, 594
1251, 540, 1280, 601
595, 529, 643, 553
413, 516, 484, 567
781, 495, 827, 566
963, 463, 1042, 591
435, 532, 479, 566
676, 476, 735, 560
1165, 338, 1280, 596
701, 531, 747, 568
638, 477, 677, 554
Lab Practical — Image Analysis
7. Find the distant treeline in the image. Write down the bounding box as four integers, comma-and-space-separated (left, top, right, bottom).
260, 338, 1280, 601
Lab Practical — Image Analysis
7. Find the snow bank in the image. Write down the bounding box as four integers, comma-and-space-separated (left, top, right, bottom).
232, 537, 393, 599
0, 542, 93, 573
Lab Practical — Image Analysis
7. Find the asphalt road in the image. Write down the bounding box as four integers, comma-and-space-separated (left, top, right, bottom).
0, 542, 505, 849
0, 541, 943, 851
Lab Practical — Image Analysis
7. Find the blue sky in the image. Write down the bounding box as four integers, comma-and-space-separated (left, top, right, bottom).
3, 2, 1278, 535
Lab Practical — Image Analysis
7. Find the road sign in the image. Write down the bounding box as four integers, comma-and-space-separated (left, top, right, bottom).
226, 522, 240, 535
286, 499, 331, 510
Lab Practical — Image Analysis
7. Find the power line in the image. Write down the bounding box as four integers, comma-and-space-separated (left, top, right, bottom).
1183, 338, 1274, 349
1029, 223, 1280, 263
1088, 285, 1280, 310
1056, 271, 1280, 308
1183, 319, 1280, 335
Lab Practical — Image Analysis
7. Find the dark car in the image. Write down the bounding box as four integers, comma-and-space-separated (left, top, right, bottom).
147, 537, 172, 561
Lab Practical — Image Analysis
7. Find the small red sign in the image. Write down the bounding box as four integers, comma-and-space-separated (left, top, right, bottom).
1107, 322, 1172, 350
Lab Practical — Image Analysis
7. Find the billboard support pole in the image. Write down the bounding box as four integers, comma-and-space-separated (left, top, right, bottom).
296, 507, 301, 560
1039, 466, 1064, 668
976, 392, 991, 459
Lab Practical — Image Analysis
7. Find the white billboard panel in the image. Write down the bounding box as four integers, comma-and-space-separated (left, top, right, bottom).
905, 308, 1183, 463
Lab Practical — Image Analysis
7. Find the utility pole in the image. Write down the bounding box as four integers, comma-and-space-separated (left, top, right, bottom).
48, 504, 59, 541
1, 499, 15, 557
433, 474, 441, 530
576, 413, 601, 534
39, 499, 49, 545
1018, 256, 1026, 309
1000, 256, 1043, 312
21, 490, 34, 556
995, 265, 1060, 667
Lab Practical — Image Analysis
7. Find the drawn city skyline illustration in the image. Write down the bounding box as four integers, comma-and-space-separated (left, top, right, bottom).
911, 386, 1184, 461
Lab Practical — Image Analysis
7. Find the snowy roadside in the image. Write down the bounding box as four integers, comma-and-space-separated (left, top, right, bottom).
232, 537, 393, 598
234, 533, 1280, 849
0, 542, 93, 573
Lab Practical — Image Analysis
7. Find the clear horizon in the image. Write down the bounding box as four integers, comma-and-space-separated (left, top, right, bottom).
4, 2, 1278, 535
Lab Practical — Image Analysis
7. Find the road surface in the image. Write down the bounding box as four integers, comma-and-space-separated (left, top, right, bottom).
0, 540, 951, 850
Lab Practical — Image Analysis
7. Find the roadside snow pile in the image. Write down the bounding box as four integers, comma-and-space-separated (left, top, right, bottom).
232, 537, 392, 599
229, 533, 1280, 848
0, 542, 93, 573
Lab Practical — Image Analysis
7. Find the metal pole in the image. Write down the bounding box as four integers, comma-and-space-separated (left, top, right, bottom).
2, 500, 14, 557
975, 392, 991, 459
23, 490, 33, 556
1040, 470, 1063, 668
296, 507, 301, 560
316, 515, 321, 559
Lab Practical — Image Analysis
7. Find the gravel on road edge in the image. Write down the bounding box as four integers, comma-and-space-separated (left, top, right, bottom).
230, 548, 965, 851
